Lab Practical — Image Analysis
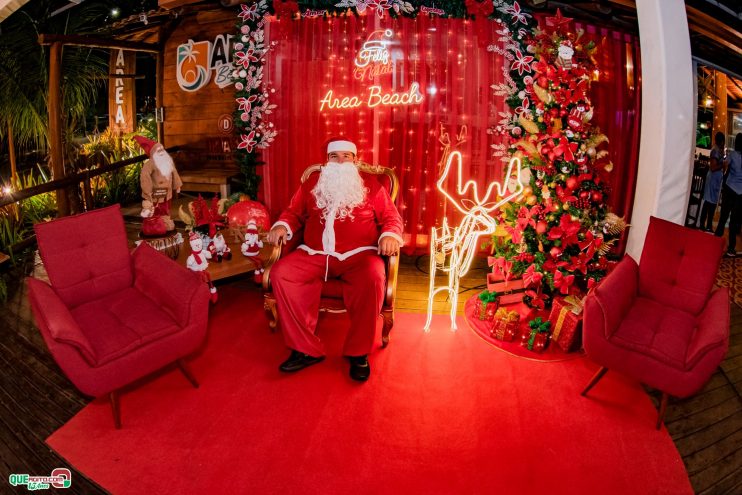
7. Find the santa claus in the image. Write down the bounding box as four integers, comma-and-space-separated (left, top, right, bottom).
266, 138, 403, 381
210, 232, 232, 262
241, 220, 263, 256
135, 135, 182, 220
186, 231, 218, 303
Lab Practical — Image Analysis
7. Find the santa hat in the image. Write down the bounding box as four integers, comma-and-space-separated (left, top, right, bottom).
133, 135, 163, 156
245, 220, 259, 235
189, 231, 201, 243
326, 138, 357, 156
560, 39, 573, 48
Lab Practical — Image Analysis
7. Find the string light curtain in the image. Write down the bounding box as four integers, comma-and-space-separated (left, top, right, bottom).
260, 8, 641, 255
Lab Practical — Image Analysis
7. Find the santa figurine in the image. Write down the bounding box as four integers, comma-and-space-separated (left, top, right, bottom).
556, 39, 574, 70
210, 231, 232, 262
241, 220, 263, 257
186, 231, 218, 303
135, 135, 182, 221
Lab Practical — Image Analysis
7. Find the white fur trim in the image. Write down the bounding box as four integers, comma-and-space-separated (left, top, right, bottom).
327, 140, 357, 155
297, 244, 377, 261
379, 232, 404, 246
322, 210, 337, 252
271, 221, 293, 240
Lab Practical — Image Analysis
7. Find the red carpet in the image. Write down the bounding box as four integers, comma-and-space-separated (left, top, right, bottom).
47, 286, 692, 495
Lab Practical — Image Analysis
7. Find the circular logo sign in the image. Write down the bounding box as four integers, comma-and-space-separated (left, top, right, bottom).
218, 114, 234, 134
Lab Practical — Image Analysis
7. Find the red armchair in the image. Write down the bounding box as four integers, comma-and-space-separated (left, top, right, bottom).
581, 216, 729, 428
27, 205, 210, 428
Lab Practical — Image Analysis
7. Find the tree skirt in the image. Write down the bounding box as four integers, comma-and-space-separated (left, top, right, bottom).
464, 294, 584, 362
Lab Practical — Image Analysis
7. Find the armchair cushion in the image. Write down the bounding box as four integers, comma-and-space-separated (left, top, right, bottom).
589, 255, 638, 338
639, 216, 724, 315
610, 297, 696, 370
71, 287, 181, 366
34, 205, 132, 309
27, 277, 97, 365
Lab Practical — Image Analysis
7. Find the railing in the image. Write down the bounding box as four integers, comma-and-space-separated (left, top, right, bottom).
0, 146, 181, 254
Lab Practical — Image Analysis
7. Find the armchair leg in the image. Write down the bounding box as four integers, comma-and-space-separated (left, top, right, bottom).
581, 367, 609, 397
264, 296, 278, 332
109, 391, 121, 429
381, 310, 394, 348
656, 392, 669, 430
177, 359, 199, 389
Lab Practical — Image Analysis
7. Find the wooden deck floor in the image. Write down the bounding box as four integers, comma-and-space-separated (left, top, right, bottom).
1, 250, 740, 494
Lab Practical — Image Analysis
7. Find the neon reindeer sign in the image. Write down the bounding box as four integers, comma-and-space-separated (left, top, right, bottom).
424, 152, 524, 330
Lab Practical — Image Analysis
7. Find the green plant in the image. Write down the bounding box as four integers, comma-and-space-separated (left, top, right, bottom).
10, 166, 58, 225
0, 205, 28, 259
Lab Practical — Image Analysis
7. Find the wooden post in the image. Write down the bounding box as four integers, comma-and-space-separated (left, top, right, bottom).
713, 71, 728, 138
48, 41, 69, 217
156, 52, 165, 145
7, 121, 17, 184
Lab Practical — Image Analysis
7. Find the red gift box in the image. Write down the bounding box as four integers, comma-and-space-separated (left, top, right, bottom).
476, 297, 498, 321
486, 273, 525, 305
491, 308, 520, 341
520, 330, 550, 352
547, 296, 584, 352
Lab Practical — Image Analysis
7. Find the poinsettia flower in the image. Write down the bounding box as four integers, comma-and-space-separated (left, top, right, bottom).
553, 270, 575, 295
523, 264, 543, 287
553, 137, 578, 162
516, 206, 536, 231
511, 50, 534, 76
368, 0, 392, 18
515, 97, 530, 115
559, 214, 582, 238
237, 95, 258, 113
238, 3, 259, 21
587, 278, 597, 290
570, 255, 588, 275
238, 131, 257, 153
235, 49, 259, 69
505, 225, 523, 244
504, 1, 532, 25
525, 289, 545, 309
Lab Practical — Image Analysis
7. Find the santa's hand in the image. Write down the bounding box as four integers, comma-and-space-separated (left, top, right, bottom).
378, 237, 400, 256
266, 225, 288, 245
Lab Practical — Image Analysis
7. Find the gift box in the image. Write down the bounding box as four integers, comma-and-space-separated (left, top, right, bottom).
491, 308, 520, 341
486, 273, 525, 305
521, 317, 551, 352
548, 295, 584, 352
476, 291, 499, 321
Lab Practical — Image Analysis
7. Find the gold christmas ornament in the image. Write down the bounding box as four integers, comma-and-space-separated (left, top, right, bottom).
533, 83, 553, 104
604, 161, 614, 172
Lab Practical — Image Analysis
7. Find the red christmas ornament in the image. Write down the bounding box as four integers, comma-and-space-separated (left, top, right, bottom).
550, 246, 562, 258
537, 76, 548, 88
226, 199, 271, 232
591, 191, 603, 202
566, 177, 578, 190
579, 190, 589, 199
536, 221, 548, 234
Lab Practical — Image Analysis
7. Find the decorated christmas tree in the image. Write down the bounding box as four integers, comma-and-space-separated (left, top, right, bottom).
490, 3, 626, 309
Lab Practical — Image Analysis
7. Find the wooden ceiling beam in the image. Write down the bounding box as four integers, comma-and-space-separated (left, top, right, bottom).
37, 34, 161, 54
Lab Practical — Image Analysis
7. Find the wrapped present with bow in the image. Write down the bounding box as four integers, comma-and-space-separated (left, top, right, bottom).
476, 290, 499, 321
521, 317, 551, 352
548, 295, 584, 352
486, 256, 525, 304
491, 307, 520, 341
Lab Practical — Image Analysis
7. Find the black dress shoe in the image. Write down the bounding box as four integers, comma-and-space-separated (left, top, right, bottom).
348, 355, 370, 382
279, 350, 325, 372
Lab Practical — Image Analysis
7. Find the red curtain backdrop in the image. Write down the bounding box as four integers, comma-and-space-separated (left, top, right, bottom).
260, 8, 641, 255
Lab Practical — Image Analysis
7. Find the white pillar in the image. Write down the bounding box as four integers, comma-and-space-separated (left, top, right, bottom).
626, 0, 695, 259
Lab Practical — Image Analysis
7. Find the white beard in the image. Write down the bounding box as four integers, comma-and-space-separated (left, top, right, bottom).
152, 150, 174, 177
313, 161, 367, 220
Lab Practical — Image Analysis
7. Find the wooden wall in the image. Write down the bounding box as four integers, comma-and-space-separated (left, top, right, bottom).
162, 8, 236, 158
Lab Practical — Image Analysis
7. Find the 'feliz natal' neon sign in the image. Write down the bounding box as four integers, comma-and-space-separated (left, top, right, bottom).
319, 29, 424, 112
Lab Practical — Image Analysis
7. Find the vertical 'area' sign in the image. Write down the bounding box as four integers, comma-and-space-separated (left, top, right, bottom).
108, 49, 136, 133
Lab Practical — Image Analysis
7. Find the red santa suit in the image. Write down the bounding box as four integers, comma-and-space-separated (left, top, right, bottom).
270, 170, 403, 358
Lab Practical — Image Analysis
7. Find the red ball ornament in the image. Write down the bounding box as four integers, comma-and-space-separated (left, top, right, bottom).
560, 109, 568, 117
537, 76, 548, 88
550, 246, 562, 258
549, 108, 559, 118
591, 191, 603, 202
226, 199, 271, 232
536, 221, 548, 234
579, 190, 589, 199
566, 177, 578, 189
